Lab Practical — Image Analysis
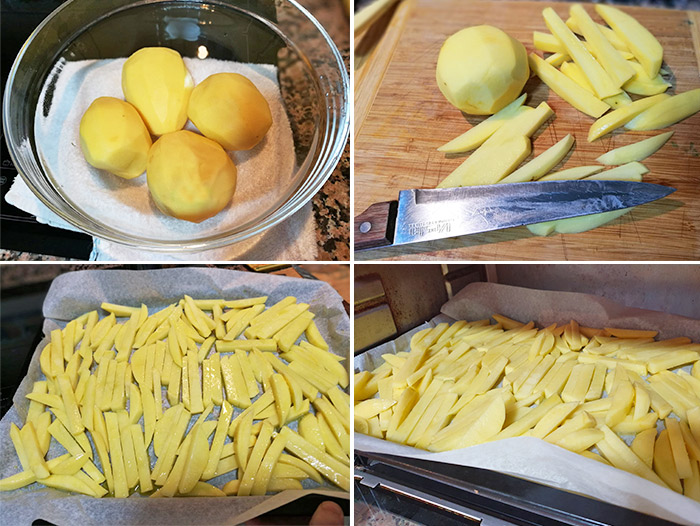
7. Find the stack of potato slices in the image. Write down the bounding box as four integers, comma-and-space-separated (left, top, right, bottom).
1, 295, 350, 497
354, 316, 700, 501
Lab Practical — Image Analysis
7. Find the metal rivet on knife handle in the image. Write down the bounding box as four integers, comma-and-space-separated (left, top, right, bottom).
354, 201, 398, 251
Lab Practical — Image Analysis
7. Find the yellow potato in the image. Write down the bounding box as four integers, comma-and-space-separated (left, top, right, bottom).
188, 73, 272, 151
437, 25, 529, 115
122, 47, 193, 135
146, 130, 237, 223
79, 97, 151, 179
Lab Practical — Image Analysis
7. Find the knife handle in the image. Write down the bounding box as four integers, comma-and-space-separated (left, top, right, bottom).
354, 201, 397, 250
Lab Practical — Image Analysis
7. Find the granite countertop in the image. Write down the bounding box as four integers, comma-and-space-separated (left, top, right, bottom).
0, 0, 350, 262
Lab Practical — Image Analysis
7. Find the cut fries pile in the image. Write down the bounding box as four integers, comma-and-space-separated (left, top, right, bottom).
354, 315, 700, 501
1, 296, 350, 498
530, 4, 700, 140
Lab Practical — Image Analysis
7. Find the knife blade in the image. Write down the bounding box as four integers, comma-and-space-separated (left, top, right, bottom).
354, 180, 675, 250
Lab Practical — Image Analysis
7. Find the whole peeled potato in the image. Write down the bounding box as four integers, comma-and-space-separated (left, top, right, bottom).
79, 97, 152, 179
122, 47, 194, 135
147, 130, 237, 223
187, 73, 272, 151
436, 26, 529, 115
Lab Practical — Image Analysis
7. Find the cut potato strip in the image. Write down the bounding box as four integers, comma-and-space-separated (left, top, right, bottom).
569, 4, 634, 88
585, 162, 648, 182
542, 7, 620, 99
529, 53, 609, 118
499, 134, 574, 184
626, 89, 700, 131
438, 95, 528, 154
595, 4, 663, 79
597, 131, 673, 165
588, 93, 669, 142
539, 165, 603, 181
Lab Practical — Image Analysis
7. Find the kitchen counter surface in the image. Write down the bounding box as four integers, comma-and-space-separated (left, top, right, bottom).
1, 0, 350, 262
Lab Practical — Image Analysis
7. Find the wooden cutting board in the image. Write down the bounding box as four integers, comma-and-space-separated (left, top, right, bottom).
354, 0, 700, 261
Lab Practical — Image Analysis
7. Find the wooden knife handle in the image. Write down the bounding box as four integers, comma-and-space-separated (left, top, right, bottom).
354, 201, 397, 250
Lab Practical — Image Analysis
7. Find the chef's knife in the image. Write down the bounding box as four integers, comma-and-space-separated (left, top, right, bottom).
354, 180, 675, 250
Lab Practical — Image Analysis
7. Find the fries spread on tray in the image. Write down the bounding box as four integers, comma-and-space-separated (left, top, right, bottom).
355, 315, 700, 501
2, 296, 350, 497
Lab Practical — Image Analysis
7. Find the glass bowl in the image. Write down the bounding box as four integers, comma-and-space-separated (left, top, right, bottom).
3, 0, 348, 252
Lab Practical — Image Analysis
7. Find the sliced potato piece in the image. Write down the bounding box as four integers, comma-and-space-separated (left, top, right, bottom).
280, 427, 350, 491
555, 427, 604, 453
129, 424, 153, 493
654, 429, 683, 493
597, 131, 673, 165
597, 425, 668, 488
588, 93, 669, 142
104, 411, 128, 498
355, 399, 397, 420
499, 134, 574, 184
539, 165, 603, 181
569, 4, 634, 88
305, 320, 329, 351
666, 418, 693, 479
623, 60, 671, 96
542, 7, 620, 99
529, 53, 609, 118
631, 427, 656, 468
626, 89, 700, 131
437, 94, 527, 153
533, 31, 565, 54
545, 52, 569, 67
438, 134, 532, 188
560, 61, 594, 93
238, 422, 274, 496
585, 162, 648, 182
565, 16, 629, 53
595, 4, 663, 78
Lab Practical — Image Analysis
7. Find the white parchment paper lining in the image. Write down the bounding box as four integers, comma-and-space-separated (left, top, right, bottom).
355, 282, 700, 526
0, 268, 350, 525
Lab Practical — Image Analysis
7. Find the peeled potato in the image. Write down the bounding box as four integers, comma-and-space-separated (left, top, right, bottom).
187, 73, 272, 151
146, 130, 237, 223
436, 26, 529, 115
79, 97, 152, 179
122, 47, 194, 135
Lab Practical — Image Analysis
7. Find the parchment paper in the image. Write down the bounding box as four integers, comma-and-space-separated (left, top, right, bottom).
1, 268, 349, 525
354, 282, 700, 525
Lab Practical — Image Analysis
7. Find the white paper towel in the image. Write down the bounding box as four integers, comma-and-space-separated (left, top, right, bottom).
354, 282, 700, 525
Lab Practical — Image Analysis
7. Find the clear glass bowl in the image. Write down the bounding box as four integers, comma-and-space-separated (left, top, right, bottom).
3, 0, 348, 252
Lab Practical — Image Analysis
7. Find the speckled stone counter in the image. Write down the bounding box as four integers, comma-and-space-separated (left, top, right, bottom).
0, 0, 350, 262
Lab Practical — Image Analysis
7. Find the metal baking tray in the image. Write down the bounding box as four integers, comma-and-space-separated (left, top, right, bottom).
355, 450, 683, 526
